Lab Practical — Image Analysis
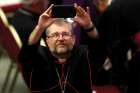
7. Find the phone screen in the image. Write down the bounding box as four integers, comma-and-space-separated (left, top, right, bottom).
52, 5, 76, 18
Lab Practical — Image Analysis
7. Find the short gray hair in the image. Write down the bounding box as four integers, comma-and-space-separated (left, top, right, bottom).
45, 18, 74, 36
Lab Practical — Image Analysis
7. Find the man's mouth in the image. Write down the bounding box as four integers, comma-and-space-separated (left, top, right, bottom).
57, 44, 66, 47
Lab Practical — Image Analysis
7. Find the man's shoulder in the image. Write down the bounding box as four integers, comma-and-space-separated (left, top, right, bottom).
38, 46, 50, 53
74, 45, 88, 55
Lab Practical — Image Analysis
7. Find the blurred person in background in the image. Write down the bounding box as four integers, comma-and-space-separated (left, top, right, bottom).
127, 31, 140, 93
97, 0, 140, 92
80, 0, 113, 85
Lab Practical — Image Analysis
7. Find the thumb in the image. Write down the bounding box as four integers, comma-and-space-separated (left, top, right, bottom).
73, 16, 82, 26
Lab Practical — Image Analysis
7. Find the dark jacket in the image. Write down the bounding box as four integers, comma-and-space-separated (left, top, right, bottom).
19, 43, 93, 93
127, 51, 140, 93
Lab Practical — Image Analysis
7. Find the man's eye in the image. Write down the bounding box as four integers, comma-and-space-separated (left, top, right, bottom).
63, 32, 70, 36
53, 33, 59, 37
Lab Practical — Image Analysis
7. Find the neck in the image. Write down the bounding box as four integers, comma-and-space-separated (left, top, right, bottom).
53, 53, 71, 63
58, 58, 67, 63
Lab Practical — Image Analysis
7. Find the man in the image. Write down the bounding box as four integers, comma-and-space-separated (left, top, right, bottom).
19, 4, 98, 93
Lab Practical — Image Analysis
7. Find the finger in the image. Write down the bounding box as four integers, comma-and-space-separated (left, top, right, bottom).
74, 3, 78, 8
86, 6, 90, 15
43, 14, 50, 17
44, 4, 54, 14
48, 9, 52, 16
74, 4, 82, 14
75, 6, 83, 16
78, 6, 86, 15
74, 3, 80, 15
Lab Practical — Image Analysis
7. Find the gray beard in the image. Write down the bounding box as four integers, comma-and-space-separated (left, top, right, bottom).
53, 50, 71, 58
52, 47, 72, 59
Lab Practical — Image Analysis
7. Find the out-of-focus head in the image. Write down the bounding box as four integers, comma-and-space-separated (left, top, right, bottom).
22, 0, 49, 14
132, 31, 140, 47
45, 18, 76, 58
93, 0, 112, 12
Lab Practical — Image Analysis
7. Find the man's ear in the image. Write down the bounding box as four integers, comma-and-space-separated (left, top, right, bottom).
72, 34, 76, 44
45, 37, 49, 47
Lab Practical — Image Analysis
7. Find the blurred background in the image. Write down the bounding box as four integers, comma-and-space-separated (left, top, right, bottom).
0, 0, 30, 93
0, 46, 29, 93
1, 0, 42, 93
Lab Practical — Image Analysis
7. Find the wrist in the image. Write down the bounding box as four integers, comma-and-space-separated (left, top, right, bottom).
35, 25, 45, 32
83, 22, 93, 29
83, 23, 94, 32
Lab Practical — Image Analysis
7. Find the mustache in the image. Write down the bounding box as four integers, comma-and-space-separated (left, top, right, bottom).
56, 42, 66, 45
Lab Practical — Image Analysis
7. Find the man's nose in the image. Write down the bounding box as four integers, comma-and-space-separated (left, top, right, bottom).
57, 34, 64, 40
